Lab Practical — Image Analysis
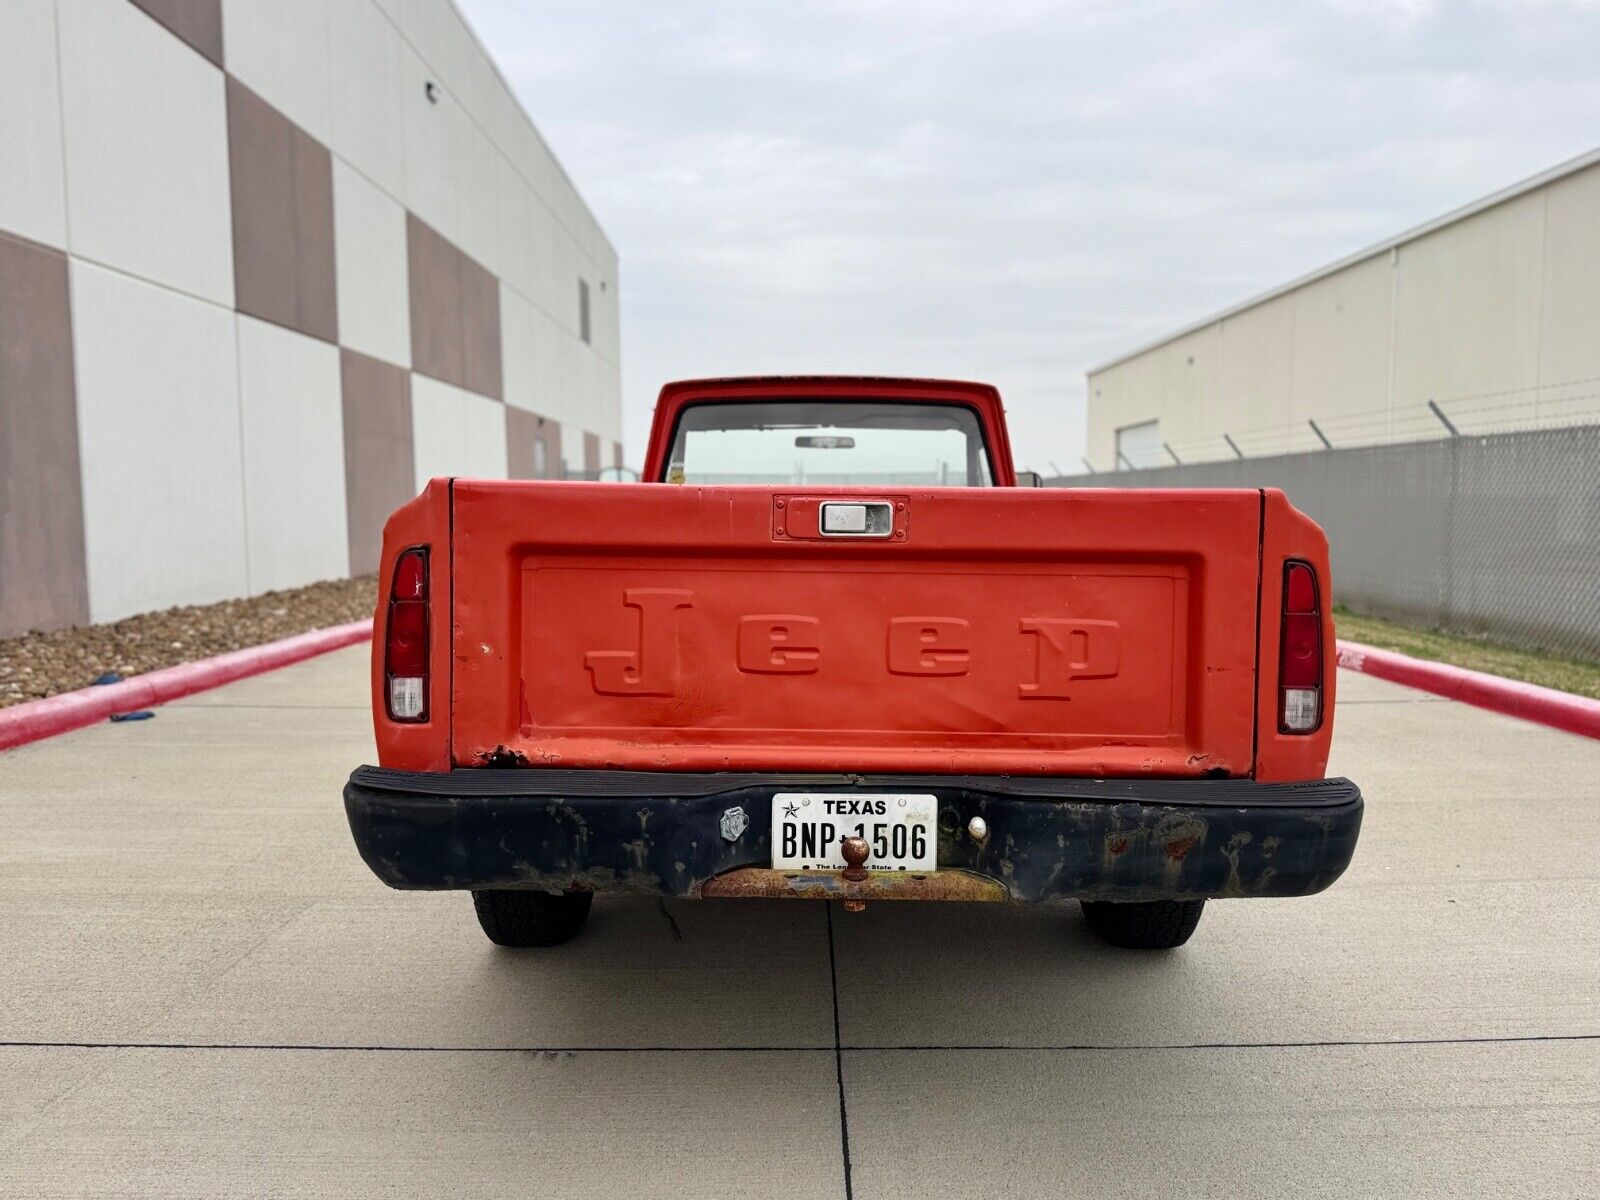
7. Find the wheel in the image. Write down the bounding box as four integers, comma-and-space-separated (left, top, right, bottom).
471, 889, 593, 947
1080, 898, 1205, 949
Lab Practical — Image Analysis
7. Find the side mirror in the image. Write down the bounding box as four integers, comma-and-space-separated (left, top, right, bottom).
1014, 470, 1043, 488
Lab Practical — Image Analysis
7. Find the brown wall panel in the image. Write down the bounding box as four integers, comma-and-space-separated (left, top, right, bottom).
340, 349, 415, 576
406, 214, 462, 388
130, 0, 224, 66
406, 214, 502, 400
506, 408, 560, 480
458, 253, 503, 400
0, 233, 89, 636
583, 431, 601, 476
227, 79, 338, 343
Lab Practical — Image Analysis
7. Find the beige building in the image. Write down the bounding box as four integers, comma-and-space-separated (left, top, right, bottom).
1085, 148, 1600, 471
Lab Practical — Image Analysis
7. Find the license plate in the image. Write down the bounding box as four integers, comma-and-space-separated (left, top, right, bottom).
770, 793, 938, 872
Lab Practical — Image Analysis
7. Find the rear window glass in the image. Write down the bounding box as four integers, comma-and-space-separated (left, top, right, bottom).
663, 400, 995, 486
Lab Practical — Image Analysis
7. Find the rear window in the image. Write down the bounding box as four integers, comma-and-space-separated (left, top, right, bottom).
662, 400, 995, 486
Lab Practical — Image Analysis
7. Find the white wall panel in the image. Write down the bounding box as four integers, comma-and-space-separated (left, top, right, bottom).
555, 331, 584, 428
500, 284, 538, 413
1391, 191, 1546, 410
58, 0, 233, 305
0, 0, 68, 248
222, 0, 334, 144
442, 3, 501, 135
1286, 255, 1393, 427
1215, 301, 1296, 454
560, 422, 586, 478
534, 226, 583, 340
453, 124, 502, 278
71, 262, 247, 622
328, 0, 406, 199
572, 349, 601, 433
388, 0, 455, 80
399, 43, 460, 239
410, 374, 463, 490
483, 70, 531, 185
599, 362, 623, 441
333, 160, 411, 367
410, 375, 508, 488
1536, 165, 1600, 394
591, 275, 620, 364
235, 316, 348, 593
527, 305, 567, 423
493, 151, 535, 298
572, 348, 622, 441
461, 386, 509, 480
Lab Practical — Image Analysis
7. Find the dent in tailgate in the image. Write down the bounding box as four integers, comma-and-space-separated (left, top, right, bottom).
450, 482, 1261, 776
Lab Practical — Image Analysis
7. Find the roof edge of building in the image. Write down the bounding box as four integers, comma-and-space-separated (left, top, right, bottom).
1086, 143, 1600, 379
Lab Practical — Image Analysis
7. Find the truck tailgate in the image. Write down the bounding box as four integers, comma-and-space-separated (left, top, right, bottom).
450, 482, 1262, 777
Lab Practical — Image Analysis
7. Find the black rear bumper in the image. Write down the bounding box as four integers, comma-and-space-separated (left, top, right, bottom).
344, 767, 1362, 903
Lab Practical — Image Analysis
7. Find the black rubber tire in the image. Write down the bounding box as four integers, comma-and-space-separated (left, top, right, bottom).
1080, 899, 1206, 949
471, 889, 593, 947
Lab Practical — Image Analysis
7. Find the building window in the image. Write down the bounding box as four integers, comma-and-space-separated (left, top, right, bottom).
578, 278, 591, 344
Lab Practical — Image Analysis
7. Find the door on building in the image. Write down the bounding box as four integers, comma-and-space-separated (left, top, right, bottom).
1115, 420, 1163, 470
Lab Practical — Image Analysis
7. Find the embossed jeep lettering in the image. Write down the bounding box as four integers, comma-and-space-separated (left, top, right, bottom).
584, 590, 1122, 699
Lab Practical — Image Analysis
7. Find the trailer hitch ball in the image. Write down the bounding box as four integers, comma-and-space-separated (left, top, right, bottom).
968, 816, 989, 843
840, 836, 869, 881
840, 837, 871, 912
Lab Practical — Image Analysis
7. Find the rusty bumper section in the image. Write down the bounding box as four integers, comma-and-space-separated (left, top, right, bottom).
344, 767, 1362, 903
701, 867, 1008, 902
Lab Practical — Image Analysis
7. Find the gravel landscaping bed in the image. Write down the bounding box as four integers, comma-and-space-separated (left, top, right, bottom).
1, 577, 375, 708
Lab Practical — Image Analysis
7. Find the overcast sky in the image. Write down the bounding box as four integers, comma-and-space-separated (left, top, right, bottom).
457, 0, 1600, 474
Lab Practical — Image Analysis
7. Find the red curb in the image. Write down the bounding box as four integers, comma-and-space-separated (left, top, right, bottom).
1336, 638, 1600, 740
0, 619, 372, 751
8, 623, 1592, 748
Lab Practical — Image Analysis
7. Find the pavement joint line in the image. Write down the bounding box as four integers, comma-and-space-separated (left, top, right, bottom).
825, 901, 856, 1200
2, 1033, 1594, 1055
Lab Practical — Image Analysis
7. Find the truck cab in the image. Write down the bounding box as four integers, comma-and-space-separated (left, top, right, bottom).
344, 377, 1362, 950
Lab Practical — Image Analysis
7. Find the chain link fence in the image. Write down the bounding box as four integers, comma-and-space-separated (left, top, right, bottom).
1054, 424, 1600, 661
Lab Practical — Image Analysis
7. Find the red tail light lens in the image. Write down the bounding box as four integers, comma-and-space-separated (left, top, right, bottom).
385, 548, 429, 721
1279, 560, 1323, 733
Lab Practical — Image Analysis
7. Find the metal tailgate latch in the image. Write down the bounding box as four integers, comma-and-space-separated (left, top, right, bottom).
819, 502, 893, 537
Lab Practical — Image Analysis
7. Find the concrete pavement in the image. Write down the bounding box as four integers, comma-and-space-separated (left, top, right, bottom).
1, 647, 1596, 1196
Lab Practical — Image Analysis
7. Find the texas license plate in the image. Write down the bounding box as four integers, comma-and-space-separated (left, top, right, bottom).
770, 793, 938, 872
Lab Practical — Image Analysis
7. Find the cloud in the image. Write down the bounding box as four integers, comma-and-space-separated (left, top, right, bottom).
460, 0, 1600, 473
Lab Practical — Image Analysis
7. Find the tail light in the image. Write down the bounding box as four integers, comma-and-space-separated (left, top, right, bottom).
1279, 560, 1323, 733
385, 548, 429, 722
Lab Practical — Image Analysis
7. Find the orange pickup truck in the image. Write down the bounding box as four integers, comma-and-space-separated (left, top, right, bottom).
344, 377, 1361, 950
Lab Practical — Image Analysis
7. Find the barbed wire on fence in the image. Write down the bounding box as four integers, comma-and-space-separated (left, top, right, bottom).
1079, 377, 1600, 473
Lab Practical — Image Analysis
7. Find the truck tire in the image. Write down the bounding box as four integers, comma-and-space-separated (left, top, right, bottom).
471, 889, 593, 947
1080, 899, 1205, 949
